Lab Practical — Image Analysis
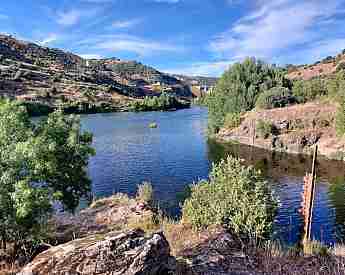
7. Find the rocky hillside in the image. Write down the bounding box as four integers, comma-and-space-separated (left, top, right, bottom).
0, 34, 192, 114
286, 51, 345, 80
217, 102, 345, 160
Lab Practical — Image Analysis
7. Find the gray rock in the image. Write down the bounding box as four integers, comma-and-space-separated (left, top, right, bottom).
18, 229, 173, 275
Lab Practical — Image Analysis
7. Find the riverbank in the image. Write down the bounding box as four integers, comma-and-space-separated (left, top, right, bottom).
10, 192, 345, 275
16, 99, 191, 117
216, 101, 345, 161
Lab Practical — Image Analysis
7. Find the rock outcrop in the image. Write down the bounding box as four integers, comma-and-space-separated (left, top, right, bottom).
217, 102, 345, 160
51, 194, 153, 244
19, 229, 174, 275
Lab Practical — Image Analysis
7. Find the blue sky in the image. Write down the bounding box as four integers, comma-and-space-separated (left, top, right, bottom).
1, 0, 345, 76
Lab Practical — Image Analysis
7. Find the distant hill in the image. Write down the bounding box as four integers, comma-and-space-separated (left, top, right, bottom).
0, 34, 193, 114
286, 50, 345, 80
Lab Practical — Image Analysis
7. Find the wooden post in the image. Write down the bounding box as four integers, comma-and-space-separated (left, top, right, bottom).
302, 145, 318, 243
306, 145, 318, 241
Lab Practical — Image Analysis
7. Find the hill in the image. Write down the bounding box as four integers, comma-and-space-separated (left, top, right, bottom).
286, 50, 345, 80
0, 34, 192, 114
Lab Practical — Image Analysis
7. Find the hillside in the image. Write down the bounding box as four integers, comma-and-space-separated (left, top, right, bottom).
0, 34, 192, 114
286, 50, 345, 80
217, 102, 345, 160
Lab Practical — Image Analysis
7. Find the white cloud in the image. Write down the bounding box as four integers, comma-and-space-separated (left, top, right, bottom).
209, 0, 345, 63
38, 33, 59, 46
95, 34, 182, 56
111, 19, 142, 29
79, 54, 103, 59
56, 10, 81, 26
164, 60, 232, 77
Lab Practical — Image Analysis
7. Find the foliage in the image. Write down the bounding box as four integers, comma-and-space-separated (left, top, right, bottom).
326, 71, 345, 100
256, 87, 296, 109
131, 92, 188, 112
182, 156, 277, 241
0, 102, 94, 257
136, 182, 154, 206
256, 120, 274, 139
292, 78, 328, 103
223, 112, 241, 129
336, 97, 345, 137
206, 57, 291, 133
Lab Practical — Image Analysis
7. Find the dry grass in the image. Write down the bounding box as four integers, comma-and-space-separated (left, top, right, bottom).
89, 193, 131, 209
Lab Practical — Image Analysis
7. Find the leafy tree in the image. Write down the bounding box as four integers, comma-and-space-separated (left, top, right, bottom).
206, 57, 290, 133
0, 102, 94, 256
182, 156, 277, 241
256, 87, 296, 109
292, 78, 327, 103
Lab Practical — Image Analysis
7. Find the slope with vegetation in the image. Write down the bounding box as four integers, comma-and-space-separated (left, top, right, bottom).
0, 34, 192, 116
206, 56, 345, 160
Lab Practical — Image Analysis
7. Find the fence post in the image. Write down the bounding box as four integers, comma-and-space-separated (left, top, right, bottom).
303, 145, 318, 243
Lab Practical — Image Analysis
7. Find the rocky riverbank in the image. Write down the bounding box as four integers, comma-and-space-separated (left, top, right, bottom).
217, 102, 345, 161
5, 193, 344, 275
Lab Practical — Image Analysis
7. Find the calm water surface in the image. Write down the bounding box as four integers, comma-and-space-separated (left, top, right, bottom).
81, 107, 345, 245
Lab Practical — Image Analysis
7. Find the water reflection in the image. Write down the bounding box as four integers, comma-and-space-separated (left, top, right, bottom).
80, 107, 345, 245
208, 140, 345, 244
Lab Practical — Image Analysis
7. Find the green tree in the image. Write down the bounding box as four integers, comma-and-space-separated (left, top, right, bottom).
207, 57, 290, 133
183, 156, 277, 241
0, 102, 94, 256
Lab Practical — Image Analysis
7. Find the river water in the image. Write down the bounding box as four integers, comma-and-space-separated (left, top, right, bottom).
81, 107, 345, 245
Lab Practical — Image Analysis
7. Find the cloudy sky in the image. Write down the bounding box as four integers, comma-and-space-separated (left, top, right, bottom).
1, 0, 345, 76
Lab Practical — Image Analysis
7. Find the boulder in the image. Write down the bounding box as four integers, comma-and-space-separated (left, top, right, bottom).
19, 229, 174, 275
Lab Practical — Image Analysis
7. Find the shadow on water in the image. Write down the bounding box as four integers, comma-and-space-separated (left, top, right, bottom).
207, 139, 345, 245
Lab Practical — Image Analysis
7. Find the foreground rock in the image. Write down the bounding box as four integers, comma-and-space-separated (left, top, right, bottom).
179, 229, 257, 275
50, 194, 153, 244
19, 229, 174, 275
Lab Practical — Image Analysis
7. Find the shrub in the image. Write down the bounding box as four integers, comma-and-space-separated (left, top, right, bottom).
256, 87, 295, 109
336, 97, 345, 137
0, 102, 94, 259
206, 57, 291, 133
136, 182, 154, 206
131, 92, 187, 112
256, 119, 274, 139
182, 156, 277, 241
223, 112, 241, 129
326, 72, 345, 100
292, 79, 327, 103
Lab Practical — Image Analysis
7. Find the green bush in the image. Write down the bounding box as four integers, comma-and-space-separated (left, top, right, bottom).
326, 72, 345, 100
336, 97, 345, 137
182, 156, 277, 240
136, 182, 154, 206
256, 119, 274, 139
292, 78, 327, 103
224, 112, 241, 129
256, 87, 295, 110
0, 102, 95, 259
206, 57, 291, 133
131, 92, 187, 112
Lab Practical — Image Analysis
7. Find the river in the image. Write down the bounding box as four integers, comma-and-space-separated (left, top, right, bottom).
80, 106, 345, 245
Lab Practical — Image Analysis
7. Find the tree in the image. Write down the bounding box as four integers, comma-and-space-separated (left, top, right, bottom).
0, 102, 94, 257
206, 57, 290, 133
183, 156, 277, 241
